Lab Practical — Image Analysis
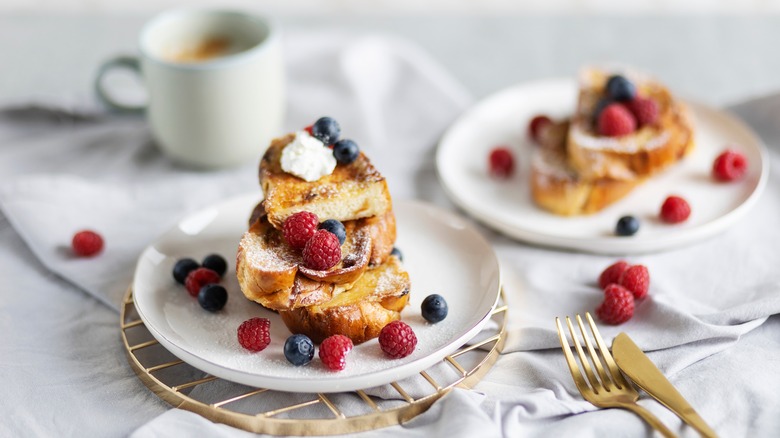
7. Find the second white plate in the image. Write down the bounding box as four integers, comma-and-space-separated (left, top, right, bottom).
132, 194, 501, 393
436, 78, 769, 254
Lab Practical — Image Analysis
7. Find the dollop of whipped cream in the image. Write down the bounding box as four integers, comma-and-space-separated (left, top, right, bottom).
280, 131, 337, 182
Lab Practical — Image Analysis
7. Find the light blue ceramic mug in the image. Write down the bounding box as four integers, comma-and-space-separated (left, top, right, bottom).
96, 9, 285, 169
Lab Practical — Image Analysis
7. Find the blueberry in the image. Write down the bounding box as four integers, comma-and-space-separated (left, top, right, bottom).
173, 258, 199, 284
421, 294, 448, 323
319, 219, 346, 245
202, 254, 227, 277
391, 247, 403, 262
284, 334, 315, 366
606, 75, 636, 102
311, 117, 340, 145
333, 139, 359, 165
198, 284, 228, 312
615, 215, 640, 236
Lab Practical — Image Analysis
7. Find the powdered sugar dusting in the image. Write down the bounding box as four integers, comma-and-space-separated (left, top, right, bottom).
241, 230, 300, 272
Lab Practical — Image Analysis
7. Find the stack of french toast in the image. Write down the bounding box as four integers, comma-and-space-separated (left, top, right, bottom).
236, 128, 410, 344
531, 66, 695, 215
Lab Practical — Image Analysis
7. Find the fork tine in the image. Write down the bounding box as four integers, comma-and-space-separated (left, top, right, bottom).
585, 312, 630, 389
565, 316, 602, 393
575, 314, 615, 391
555, 317, 590, 393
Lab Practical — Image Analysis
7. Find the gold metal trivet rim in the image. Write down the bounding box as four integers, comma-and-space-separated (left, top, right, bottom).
120, 286, 508, 436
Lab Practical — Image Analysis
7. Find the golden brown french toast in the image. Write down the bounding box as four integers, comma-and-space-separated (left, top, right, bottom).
567, 67, 694, 180
236, 207, 396, 311
260, 134, 393, 230
531, 120, 645, 215
278, 255, 410, 344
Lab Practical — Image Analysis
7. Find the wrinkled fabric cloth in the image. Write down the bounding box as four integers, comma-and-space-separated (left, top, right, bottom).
1, 31, 780, 438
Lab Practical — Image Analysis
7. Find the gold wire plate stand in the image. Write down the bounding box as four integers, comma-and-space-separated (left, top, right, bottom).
120, 287, 507, 436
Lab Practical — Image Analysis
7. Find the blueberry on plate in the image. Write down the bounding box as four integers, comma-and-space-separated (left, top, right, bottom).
615, 215, 640, 236
319, 219, 346, 245
198, 284, 228, 312
421, 294, 448, 323
284, 334, 315, 366
311, 117, 340, 145
606, 75, 636, 102
391, 247, 403, 262
332, 139, 359, 165
173, 258, 199, 284
202, 253, 227, 277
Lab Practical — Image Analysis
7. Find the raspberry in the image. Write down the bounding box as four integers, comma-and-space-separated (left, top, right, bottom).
712, 149, 747, 182
304, 125, 313, 135
283, 211, 319, 249
302, 230, 341, 270
488, 147, 515, 179
237, 317, 271, 352
619, 264, 650, 300
319, 334, 353, 371
596, 284, 635, 325
528, 115, 552, 142
626, 97, 659, 127
72, 230, 104, 257
379, 320, 418, 358
597, 103, 637, 137
659, 195, 691, 224
185, 267, 220, 297
598, 260, 630, 289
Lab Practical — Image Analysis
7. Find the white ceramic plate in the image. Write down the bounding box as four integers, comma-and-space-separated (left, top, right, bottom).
133, 194, 501, 393
436, 78, 769, 254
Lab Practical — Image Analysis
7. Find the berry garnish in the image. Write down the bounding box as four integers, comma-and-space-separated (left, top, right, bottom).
319, 219, 346, 245
283, 211, 319, 249
659, 195, 691, 224
488, 147, 515, 179
173, 258, 199, 284
626, 97, 659, 127
379, 321, 417, 358
597, 103, 637, 137
619, 264, 650, 300
332, 139, 359, 165
185, 267, 220, 297
615, 215, 640, 236
391, 247, 403, 262
712, 149, 747, 182
319, 334, 353, 371
606, 75, 637, 102
421, 294, 448, 323
302, 230, 341, 271
202, 254, 227, 277
311, 117, 340, 145
593, 98, 613, 122
596, 284, 635, 325
198, 284, 228, 312
237, 317, 271, 352
528, 115, 552, 142
598, 260, 630, 289
72, 230, 104, 257
284, 334, 315, 366
304, 125, 313, 135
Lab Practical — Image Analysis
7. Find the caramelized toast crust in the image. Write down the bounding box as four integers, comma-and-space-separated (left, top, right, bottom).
567, 67, 694, 180
278, 256, 410, 344
260, 134, 393, 229
236, 208, 396, 310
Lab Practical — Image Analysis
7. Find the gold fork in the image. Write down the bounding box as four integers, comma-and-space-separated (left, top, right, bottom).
555, 313, 676, 438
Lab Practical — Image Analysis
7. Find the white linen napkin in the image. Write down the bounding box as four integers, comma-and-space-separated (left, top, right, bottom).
3, 29, 780, 437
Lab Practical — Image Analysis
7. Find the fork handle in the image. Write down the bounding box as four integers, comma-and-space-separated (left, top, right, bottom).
624, 403, 677, 438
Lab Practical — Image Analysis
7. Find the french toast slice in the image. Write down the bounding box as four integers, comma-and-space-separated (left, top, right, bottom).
531, 120, 645, 215
260, 133, 393, 230
236, 207, 396, 311
566, 66, 694, 180
278, 255, 410, 344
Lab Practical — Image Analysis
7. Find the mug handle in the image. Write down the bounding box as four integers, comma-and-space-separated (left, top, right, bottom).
94, 56, 146, 114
